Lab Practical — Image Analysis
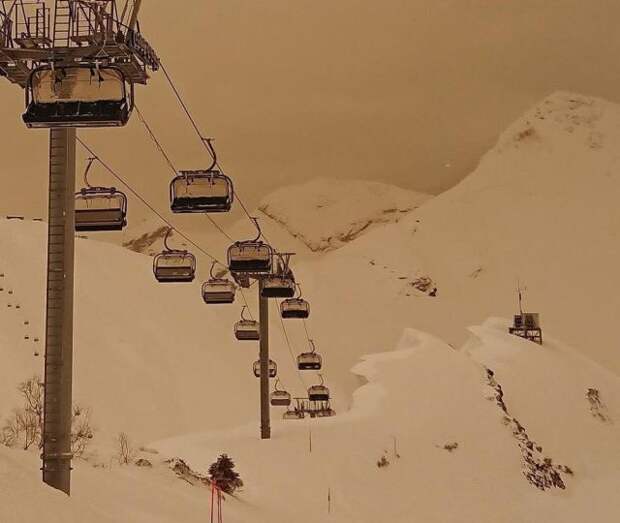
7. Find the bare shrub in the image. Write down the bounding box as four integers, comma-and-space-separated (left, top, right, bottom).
71, 405, 94, 457
117, 432, 136, 465
0, 376, 94, 457
376, 455, 390, 468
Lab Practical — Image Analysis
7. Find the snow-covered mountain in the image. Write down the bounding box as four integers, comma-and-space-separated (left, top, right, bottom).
258, 178, 429, 251
1, 91, 620, 521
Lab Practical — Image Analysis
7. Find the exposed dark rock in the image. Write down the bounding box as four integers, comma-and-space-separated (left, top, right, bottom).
485, 367, 571, 491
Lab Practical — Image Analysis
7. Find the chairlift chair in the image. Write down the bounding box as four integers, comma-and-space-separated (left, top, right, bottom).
227, 218, 273, 273
261, 254, 295, 298
261, 275, 296, 298
283, 409, 304, 420
153, 229, 196, 283
253, 359, 277, 378
23, 65, 134, 128
170, 170, 234, 213
202, 262, 236, 304
75, 187, 127, 231
270, 379, 292, 406
308, 375, 330, 402
234, 306, 259, 340
75, 157, 127, 231
297, 340, 322, 370
280, 284, 310, 318
202, 279, 236, 304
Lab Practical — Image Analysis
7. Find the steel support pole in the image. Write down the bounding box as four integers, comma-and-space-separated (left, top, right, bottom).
258, 281, 271, 439
42, 128, 76, 495
128, 0, 143, 31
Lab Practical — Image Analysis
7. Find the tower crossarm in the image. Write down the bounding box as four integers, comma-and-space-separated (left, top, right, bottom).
0, 1, 159, 87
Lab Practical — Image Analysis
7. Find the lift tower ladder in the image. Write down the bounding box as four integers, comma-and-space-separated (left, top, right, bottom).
52, 0, 72, 48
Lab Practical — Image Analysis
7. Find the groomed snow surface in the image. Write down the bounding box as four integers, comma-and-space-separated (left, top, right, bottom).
1, 91, 620, 521
1, 317, 619, 522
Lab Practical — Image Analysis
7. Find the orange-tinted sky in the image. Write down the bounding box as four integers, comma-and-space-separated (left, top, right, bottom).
2, 0, 620, 219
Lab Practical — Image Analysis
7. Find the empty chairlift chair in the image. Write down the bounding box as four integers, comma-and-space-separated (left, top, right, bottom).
202, 262, 236, 304
261, 254, 296, 298
308, 375, 330, 402
253, 359, 277, 378
280, 284, 310, 319
75, 157, 127, 232
153, 228, 196, 283
23, 65, 134, 128
170, 170, 234, 213
297, 340, 322, 371
270, 379, 292, 407
234, 306, 259, 340
283, 409, 304, 420
228, 218, 273, 273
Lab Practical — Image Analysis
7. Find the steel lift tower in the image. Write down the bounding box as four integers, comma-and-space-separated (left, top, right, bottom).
0, 0, 159, 495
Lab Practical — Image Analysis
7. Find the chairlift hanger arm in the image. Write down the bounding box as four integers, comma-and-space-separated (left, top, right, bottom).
163, 226, 173, 252
83, 156, 97, 188
250, 216, 263, 242
203, 137, 217, 172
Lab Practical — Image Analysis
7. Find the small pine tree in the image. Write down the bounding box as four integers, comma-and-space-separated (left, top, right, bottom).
208, 454, 243, 494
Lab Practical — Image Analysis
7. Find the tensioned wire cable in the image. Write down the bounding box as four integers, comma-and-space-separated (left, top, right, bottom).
148, 63, 315, 382
158, 59, 260, 229
132, 104, 256, 312
76, 137, 223, 266
134, 103, 235, 243
272, 299, 307, 389
78, 136, 259, 323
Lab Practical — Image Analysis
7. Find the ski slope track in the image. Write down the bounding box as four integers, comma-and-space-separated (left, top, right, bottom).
1, 91, 619, 520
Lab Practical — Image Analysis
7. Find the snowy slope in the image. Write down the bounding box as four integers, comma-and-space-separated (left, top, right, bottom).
289, 91, 620, 384
0, 218, 283, 449
2, 91, 620, 521
152, 322, 620, 523
258, 178, 429, 251
3, 322, 617, 522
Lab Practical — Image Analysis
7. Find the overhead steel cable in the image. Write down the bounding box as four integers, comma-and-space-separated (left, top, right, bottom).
135, 103, 235, 245
133, 104, 256, 309
302, 318, 313, 343
272, 299, 307, 389
134, 104, 177, 176
75, 137, 224, 267
158, 59, 260, 229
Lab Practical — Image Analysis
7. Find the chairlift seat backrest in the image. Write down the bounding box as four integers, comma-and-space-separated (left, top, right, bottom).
202, 278, 236, 304
280, 298, 310, 319
75, 188, 128, 231
270, 390, 292, 406
234, 319, 260, 340
253, 359, 277, 378
261, 276, 296, 298
297, 352, 322, 370
283, 410, 304, 420
170, 171, 234, 213
23, 66, 133, 128
154, 251, 196, 283
308, 385, 330, 402
228, 242, 273, 273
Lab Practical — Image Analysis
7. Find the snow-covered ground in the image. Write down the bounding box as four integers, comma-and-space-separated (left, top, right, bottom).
2, 320, 619, 522
1, 91, 620, 521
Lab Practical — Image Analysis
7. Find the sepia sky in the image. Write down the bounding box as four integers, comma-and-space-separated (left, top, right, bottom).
1, 0, 620, 218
